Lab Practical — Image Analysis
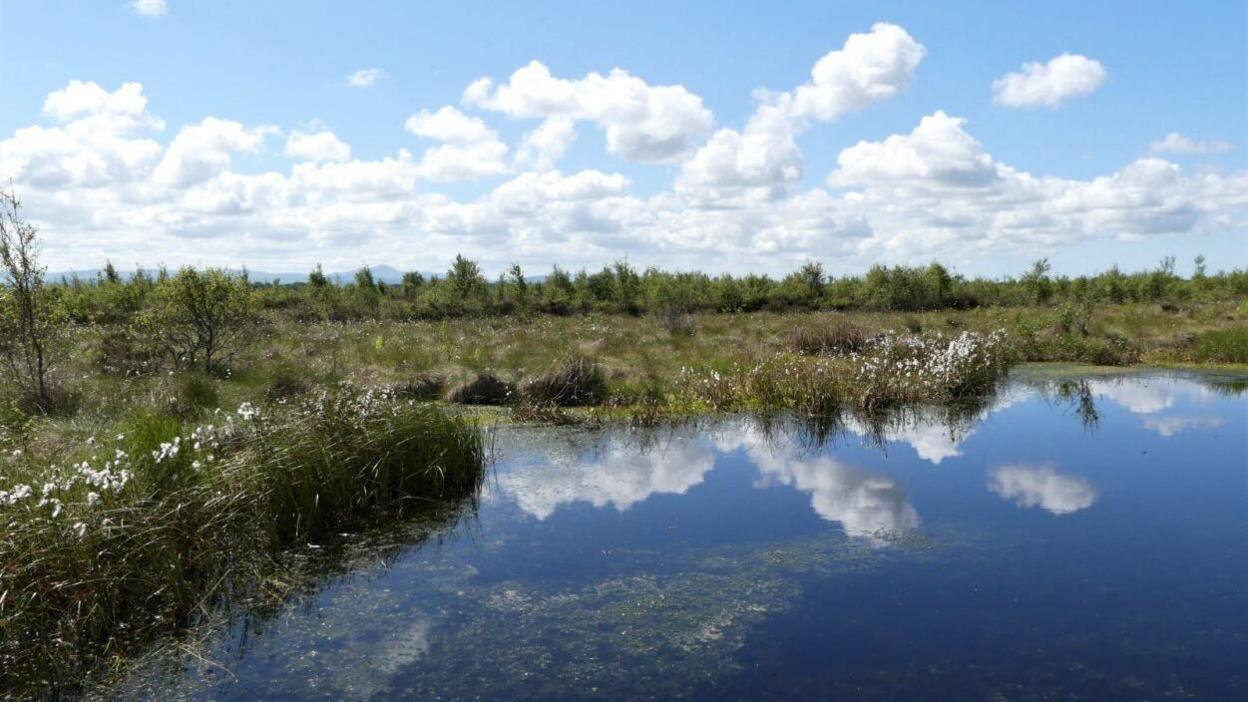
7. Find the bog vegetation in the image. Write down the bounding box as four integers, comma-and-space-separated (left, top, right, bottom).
1, 192, 1247, 697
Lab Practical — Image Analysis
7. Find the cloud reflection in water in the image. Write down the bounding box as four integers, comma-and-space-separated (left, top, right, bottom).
988, 463, 1098, 515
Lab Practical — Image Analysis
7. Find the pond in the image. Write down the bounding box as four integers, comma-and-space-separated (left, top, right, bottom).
99, 369, 1247, 700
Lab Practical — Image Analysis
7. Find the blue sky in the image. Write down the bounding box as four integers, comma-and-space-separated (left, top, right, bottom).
1, 1, 1244, 277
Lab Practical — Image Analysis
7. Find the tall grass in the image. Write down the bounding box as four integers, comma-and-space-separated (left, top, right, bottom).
1193, 327, 1248, 364
0, 387, 484, 697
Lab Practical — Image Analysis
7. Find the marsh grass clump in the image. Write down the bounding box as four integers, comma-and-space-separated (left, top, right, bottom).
265, 363, 313, 401
1192, 327, 1248, 364
448, 372, 515, 405
521, 356, 606, 407
788, 319, 874, 355
851, 330, 1011, 412
394, 372, 447, 401
172, 372, 219, 416
0, 387, 484, 696
254, 387, 485, 542
93, 325, 162, 377
658, 306, 697, 337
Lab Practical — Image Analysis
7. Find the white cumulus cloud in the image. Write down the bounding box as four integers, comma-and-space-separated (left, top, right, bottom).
515, 116, 578, 172
678, 22, 925, 205
827, 111, 1248, 259
284, 129, 352, 163
464, 60, 712, 163
992, 53, 1107, 109
1150, 132, 1234, 155
404, 106, 509, 181
404, 106, 495, 143
153, 117, 274, 188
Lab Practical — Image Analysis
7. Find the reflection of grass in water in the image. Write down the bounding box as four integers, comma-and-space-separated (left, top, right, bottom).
81, 504, 480, 702
170, 532, 953, 694
408, 533, 955, 699
98, 527, 958, 701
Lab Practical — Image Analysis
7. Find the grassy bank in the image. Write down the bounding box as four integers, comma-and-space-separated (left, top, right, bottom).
0, 388, 484, 698
7, 301, 1246, 439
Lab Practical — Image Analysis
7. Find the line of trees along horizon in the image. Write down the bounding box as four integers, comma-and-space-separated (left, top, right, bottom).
49, 253, 1248, 324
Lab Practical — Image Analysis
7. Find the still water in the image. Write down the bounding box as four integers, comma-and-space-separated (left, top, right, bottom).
105, 370, 1247, 700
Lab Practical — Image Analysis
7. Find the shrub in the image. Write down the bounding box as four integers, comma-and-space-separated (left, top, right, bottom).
141, 267, 257, 373
521, 357, 607, 406
1055, 299, 1094, 337
447, 372, 515, 405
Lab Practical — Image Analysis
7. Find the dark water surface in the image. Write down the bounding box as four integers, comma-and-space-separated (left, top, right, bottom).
103, 370, 1247, 700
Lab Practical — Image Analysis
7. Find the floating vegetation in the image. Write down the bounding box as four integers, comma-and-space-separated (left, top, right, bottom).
96, 523, 952, 701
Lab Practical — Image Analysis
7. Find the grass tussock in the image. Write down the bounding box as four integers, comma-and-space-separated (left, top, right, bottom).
521, 356, 606, 407
0, 387, 484, 696
394, 373, 447, 401
788, 319, 875, 355
447, 372, 515, 405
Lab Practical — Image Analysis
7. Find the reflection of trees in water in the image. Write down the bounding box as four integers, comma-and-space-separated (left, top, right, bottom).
1053, 380, 1101, 432
747, 391, 999, 462
1025, 371, 1245, 435
1201, 375, 1248, 397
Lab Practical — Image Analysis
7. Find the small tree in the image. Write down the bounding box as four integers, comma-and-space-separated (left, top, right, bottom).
448, 254, 485, 300
612, 259, 642, 314
400, 271, 425, 299
144, 267, 257, 373
1021, 259, 1053, 305
506, 263, 529, 314
0, 189, 63, 410
784, 261, 825, 308
308, 264, 330, 289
